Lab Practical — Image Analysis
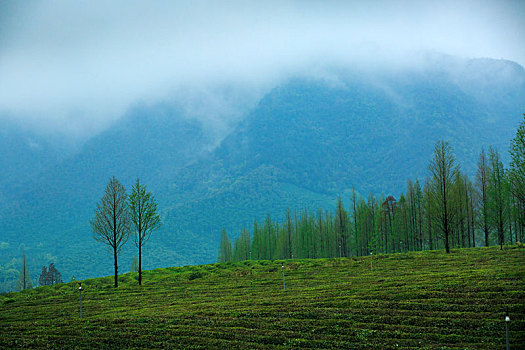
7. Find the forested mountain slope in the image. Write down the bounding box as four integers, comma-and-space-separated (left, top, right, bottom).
0, 57, 524, 290
165, 59, 525, 257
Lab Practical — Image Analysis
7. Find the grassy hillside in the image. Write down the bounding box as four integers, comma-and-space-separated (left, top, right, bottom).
1, 246, 523, 349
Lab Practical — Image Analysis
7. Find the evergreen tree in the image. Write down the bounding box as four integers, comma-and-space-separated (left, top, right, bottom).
217, 228, 232, 263
16, 252, 32, 291
38, 266, 48, 286
285, 208, 293, 259
351, 188, 359, 255
509, 115, 525, 240
47, 263, 62, 285
251, 220, 262, 260
261, 214, 274, 259
233, 227, 251, 261
334, 197, 348, 257
38, 263, 64, 287
316, 207, 325, 257
406, 180, 417, 250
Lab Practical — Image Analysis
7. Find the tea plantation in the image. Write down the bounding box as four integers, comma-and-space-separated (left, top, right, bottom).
1, 246, 523, 349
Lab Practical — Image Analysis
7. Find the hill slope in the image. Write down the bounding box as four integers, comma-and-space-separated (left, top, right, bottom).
1, 247, 524, 349
162, 59, 525, 265
1, 57, 524, 287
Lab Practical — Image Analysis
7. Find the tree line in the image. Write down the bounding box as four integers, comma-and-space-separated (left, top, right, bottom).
13, 255, 63, 292
218, 115, 525, 262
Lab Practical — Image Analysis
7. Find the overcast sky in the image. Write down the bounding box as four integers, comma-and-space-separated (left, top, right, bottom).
0, 0, 523, 137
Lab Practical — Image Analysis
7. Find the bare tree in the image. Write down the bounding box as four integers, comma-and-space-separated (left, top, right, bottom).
428, 140, 457, 253
129, 179, 161, 286
91, 176, 129, 288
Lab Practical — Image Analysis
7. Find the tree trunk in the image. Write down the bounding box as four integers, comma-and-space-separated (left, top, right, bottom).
428, 214, 433, 250
139, 242, 142, 286
499, 206, 504, 250
23, 256, 27, 290
114, 246, 118, 288
442, 166, 450, 254
484, 208, 489, 247
470, 196, 476, 247
465, 186, 471, 248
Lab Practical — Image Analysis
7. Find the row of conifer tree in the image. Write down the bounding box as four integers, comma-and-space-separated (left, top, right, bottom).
218, 116, 525, 262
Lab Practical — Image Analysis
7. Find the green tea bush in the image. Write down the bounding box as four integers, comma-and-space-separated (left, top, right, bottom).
1, 247, 523, 349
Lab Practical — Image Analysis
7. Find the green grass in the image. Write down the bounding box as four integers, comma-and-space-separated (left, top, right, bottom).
1, 246, 524, 349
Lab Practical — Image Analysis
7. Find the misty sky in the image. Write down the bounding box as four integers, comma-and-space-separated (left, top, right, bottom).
0, 0, 523, 138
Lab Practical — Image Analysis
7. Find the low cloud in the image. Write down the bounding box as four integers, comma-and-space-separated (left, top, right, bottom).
0, 0, 523, 138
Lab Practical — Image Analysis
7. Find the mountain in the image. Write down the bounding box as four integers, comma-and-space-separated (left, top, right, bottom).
0, 121, 75, 208
1, 56, 524, 290
164, 59, 524, 258
0, 104, 214, 290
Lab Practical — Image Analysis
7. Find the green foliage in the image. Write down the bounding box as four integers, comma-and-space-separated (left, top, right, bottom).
130, 255, 139, 273
232, 228, 251, 262
487, 147, 511, 249
509, 114, 525, 204
222, 137, 524, 262
0, 258, 20, 293
0, 247, 523, 349
217, 229, 232, 263
129, 179, 161, 248
129, 178, 161, 285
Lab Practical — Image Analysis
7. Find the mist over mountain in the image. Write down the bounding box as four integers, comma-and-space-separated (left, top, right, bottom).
0, 56, 523, 291
1, 1, 524, 138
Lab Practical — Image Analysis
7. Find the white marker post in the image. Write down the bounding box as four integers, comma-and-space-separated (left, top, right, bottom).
505, 307, 510, 350
78, 282, 83, 318
370, 252, 373, 272
282, 265, 286, 291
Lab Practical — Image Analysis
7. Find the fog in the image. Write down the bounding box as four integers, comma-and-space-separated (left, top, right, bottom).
0, 0, 523, 138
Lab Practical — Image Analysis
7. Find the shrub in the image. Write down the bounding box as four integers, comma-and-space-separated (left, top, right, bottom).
188, 271, 205, 280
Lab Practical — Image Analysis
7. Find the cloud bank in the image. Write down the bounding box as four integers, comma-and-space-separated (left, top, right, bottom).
0, 0, 523, 137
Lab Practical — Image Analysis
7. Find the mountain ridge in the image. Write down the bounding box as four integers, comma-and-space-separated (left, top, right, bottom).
1, 56, 524, 290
